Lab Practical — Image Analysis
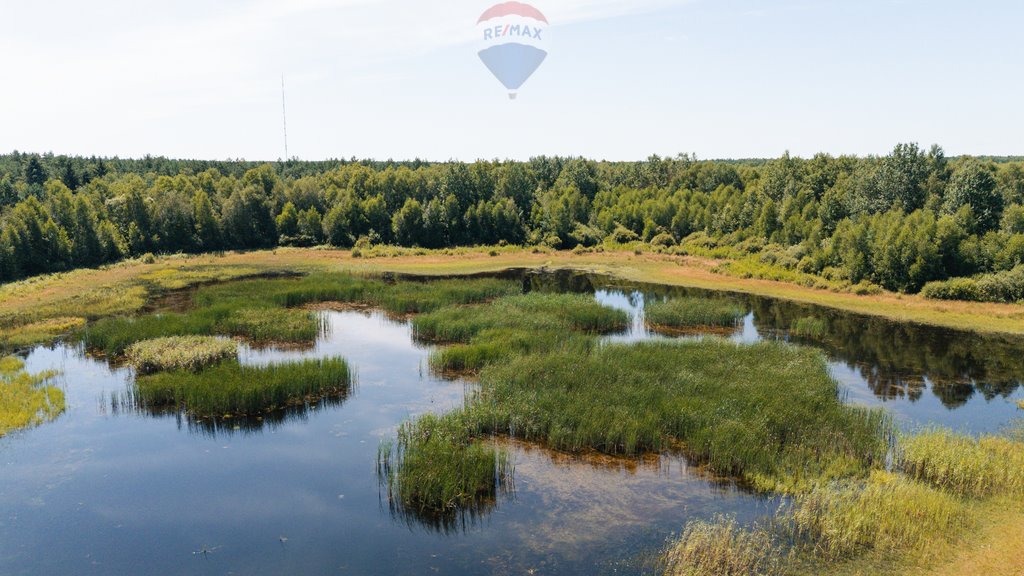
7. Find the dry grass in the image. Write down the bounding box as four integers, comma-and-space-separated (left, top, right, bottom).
662, 517, 784, 576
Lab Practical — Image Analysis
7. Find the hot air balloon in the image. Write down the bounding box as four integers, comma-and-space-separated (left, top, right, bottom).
477, 2, 549, 99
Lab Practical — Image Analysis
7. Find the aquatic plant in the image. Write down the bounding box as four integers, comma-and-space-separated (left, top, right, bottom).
133, 357, 352, 417
661, 517, 783, 576
790, 316, 828, 339
125, 336, 238, 374
644, 297, 745, 329
468, 339, 892, 492
0, 356, 65, 437
413, 293, 629, 343
429, 328, 593, 373
215, 308, 323, 343
897, 428, 1024, 497
377, 412, 512, 525
1, 316, 86, 350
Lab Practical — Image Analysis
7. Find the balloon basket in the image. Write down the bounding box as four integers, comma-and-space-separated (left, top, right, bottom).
508, 92, 518, 100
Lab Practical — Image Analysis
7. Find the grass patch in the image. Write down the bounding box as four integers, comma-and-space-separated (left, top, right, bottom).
790, 316, 828, 339
468, 340, 891, 492
644, 297, 746, 329
133, 357, 352, 417
897, 428, 1024, 497
0, 356, 65, 437
125, 336, 238, 374
413, 293, 629, 343
377, 412, 512, 530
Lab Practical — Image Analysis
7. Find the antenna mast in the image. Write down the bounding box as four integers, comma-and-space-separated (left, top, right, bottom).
281, 75, 290, 160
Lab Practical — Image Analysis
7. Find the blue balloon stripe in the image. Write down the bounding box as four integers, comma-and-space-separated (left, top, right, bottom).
478, 43, 548, 91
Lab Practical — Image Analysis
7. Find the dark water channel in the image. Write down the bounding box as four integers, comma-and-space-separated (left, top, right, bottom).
1, 270, 1021, 575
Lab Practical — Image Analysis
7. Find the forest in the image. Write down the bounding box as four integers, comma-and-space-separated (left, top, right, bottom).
1, 145, 1023, 303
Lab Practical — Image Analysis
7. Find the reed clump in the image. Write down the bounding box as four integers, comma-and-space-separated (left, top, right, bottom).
790, 317, 828, 339
0, 356, 65, 437
644, 297, 745, 329
134, 357, 352, 417
125, 336, 238, 374
378, 412, 512, 518
662, 517, 783, 576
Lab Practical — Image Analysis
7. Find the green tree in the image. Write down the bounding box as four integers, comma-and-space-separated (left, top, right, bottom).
220, 186, 276, 249
276, 202, 301, 245
192, 190, 221, 251
392, 198, 425, 246
943, 160, 1003, 233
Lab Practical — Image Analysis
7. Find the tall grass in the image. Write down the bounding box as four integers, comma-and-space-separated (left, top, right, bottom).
377, 411, 512, 530
133, 357, 352, 417
897, 428, 1024, 497
125, 336, 237, 374
413, 293, 629, 343
0, 356, 65, 437
468, 340, 892, 492
784, 471, 968, 561
662, 517, 783, 576
645, 297, 746, 329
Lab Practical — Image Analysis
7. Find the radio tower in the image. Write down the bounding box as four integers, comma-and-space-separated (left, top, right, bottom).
281, 75, 290, 160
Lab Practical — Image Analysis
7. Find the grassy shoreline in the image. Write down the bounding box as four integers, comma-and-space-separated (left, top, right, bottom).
1, 247, 1022, 350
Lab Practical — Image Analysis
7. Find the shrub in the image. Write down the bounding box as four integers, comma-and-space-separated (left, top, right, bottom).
650, 233, 677, 248
921, 265, 1024, 303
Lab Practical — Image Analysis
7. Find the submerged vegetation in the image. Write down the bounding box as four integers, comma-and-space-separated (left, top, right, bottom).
134, 357, 352, 418
125, 336, 237, 374
0, 356, 64, 437
644, 297, 746, 329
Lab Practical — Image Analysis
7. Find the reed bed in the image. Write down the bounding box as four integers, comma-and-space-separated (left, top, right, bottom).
413, 293, 629, 343
133, 357, 352, 417
468, 340, 892, 492
125, 336, 238, 374
790, 317, 828, 339
662, 517, 783, 576
644, 297, 746, 329
0, 356, 65, 436
377, 412, 513, 518
897, 428, 1024, 497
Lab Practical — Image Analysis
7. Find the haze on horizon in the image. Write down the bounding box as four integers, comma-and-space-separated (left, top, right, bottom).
1, 0, 1021, 162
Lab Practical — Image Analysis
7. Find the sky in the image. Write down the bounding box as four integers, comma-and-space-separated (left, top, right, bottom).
0, 0, 1021, 161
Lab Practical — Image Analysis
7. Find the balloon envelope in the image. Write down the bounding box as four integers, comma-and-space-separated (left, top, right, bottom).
478, 44, 548, 92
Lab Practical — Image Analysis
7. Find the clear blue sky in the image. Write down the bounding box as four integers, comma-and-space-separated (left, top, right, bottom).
0, 0, 1020, 161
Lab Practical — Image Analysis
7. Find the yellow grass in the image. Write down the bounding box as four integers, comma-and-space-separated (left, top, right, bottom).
2, 248, 1022, 350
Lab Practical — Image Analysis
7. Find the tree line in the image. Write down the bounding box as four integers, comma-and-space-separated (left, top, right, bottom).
1, 146, 1023, 301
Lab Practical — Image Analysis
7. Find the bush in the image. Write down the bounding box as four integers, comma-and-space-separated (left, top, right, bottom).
650, 233, 677, 248
921, 265, 1024, 303
609, 224, 640, 244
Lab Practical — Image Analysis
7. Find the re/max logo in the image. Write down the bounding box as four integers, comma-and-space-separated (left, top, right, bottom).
483, 24, 544, 41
